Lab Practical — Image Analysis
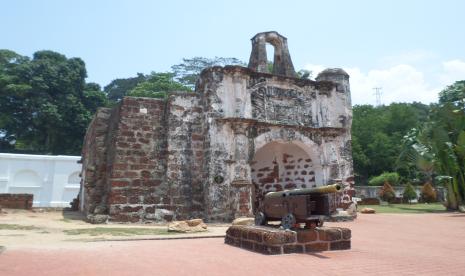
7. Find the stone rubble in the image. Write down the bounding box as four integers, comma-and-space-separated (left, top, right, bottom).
168, 219, 208, 233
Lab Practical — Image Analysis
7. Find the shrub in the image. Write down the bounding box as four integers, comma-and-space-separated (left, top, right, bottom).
369, 172, 400, 186
378, 181, 396, 202
421, 182, 437, 203
402, 183, 417, 202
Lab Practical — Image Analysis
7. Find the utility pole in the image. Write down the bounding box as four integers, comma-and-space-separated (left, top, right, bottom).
373, 87, 382, 106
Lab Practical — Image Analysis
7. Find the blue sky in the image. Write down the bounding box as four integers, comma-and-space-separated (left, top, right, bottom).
2, 0, 465, 105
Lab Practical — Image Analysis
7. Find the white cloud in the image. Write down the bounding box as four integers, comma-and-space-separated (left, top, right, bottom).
379, 50, 437, 66
304, 60, 465, 106
440, 59, 465, 86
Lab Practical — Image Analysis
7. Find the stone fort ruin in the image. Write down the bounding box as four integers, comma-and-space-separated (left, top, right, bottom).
78, 31, 354, 223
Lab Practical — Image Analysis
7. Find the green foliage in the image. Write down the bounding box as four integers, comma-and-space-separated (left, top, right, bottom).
104, 73, 146, 102
297, 69, 312, 79
128, 72, 191, 99
420, 183, 437, 203
0, 49, 108, 155
63, 227, 176, 236
368, 172, 400, 186
352, 103, 430, 184
171, 57, 245, 88
403, 183, 417, 202
400, 80, 465, 209
378, 182, 396, 202
359, 203, 445, 214
438, 80, 465, 104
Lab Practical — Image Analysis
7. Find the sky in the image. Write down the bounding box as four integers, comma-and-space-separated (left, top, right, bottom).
2, 0, 465, 105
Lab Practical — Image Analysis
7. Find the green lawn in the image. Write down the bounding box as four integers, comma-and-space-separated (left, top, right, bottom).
0, 224, 40, 231
359, 203, 447, 214
63, 227, 179, 236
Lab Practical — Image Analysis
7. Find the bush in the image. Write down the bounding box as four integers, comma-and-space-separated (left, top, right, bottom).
369, 172, 400, 186
403, 183, 417, 202
421, 183, 437, 203
378, 181, 396, 202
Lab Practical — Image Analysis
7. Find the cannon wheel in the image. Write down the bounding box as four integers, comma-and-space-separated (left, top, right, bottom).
281, 213, 296, 230
254, 212, 267, 226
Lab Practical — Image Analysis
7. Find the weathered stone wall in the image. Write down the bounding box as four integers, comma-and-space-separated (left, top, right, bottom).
197, 66, 354, 221
106, 97, 169, 222
80, 32, 354, 223
81, 96, 209, 223
165, 94, 205, 220
80, 108, 112, 215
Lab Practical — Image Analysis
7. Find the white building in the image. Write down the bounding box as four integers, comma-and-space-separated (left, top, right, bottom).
0, 153, 81, 207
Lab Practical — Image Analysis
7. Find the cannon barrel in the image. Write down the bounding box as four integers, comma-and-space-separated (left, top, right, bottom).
264, 184, 342, 199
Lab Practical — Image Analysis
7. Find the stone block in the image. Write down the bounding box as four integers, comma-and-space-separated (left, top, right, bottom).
265, 245, 283, 255
283, 244, 304, 254
225, 235, 236, 245
330, 240, 351, 250
263, 231, 296, 245
297, 229, 318, 243
340, 228, 351, 240
361, 207, 376, 214
168, 220, 207, 233
241, 240, 255, 251
248, 229, 264, 243
305, 242, 329, 252
318, 227, 342, 241
226, 226, 241, 238
232, 217, 254, 226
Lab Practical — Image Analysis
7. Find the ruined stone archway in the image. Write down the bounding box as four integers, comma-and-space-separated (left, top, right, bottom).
251, 141, 322, 211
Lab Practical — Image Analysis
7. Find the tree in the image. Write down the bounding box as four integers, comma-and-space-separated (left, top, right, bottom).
0, 49, 108, 155
420, 183, 437, 203
171, 57, 246, 88
352, 103, 430, 184
127, 72, 191, 99
400, 81, 465, 210
378, 181, 396, 203
297, 69, 312, 79
368, 172, 400, 186
104, 73, 146, 102
403, 183, 417, 203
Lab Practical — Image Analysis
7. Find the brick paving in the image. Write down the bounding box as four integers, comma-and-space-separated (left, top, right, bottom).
1, 213, 465, 276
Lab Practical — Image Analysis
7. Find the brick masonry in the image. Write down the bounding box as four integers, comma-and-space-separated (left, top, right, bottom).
225, 225, 351, 254
0, 194, 33, 210
79, 32, 354, 223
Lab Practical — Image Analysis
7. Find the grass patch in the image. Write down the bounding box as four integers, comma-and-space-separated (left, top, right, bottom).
63, 227, 178, 236
360, 203, 447, 214
0, 224, 40, 231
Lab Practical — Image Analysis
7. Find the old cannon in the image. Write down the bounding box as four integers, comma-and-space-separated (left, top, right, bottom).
254, 184, 341, 229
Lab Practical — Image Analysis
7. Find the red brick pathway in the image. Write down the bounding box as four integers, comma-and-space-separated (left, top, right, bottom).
1, 213, 465, 276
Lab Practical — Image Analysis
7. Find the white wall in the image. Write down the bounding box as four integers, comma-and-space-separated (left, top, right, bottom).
0, 153, 81, 207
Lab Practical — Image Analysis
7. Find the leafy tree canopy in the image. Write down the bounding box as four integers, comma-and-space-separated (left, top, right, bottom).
127, 72, 191, 99
104, 73, 146, 102
171, 57, 246, 88
0, 49, 107, 155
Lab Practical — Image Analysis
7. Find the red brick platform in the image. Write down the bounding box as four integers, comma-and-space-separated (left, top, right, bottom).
225, 225, 350, 254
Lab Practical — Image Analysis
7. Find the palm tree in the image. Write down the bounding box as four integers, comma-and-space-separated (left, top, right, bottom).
398, 81, 465, 210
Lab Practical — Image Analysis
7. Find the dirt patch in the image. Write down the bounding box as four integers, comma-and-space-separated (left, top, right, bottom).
0, 209, 229, 250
